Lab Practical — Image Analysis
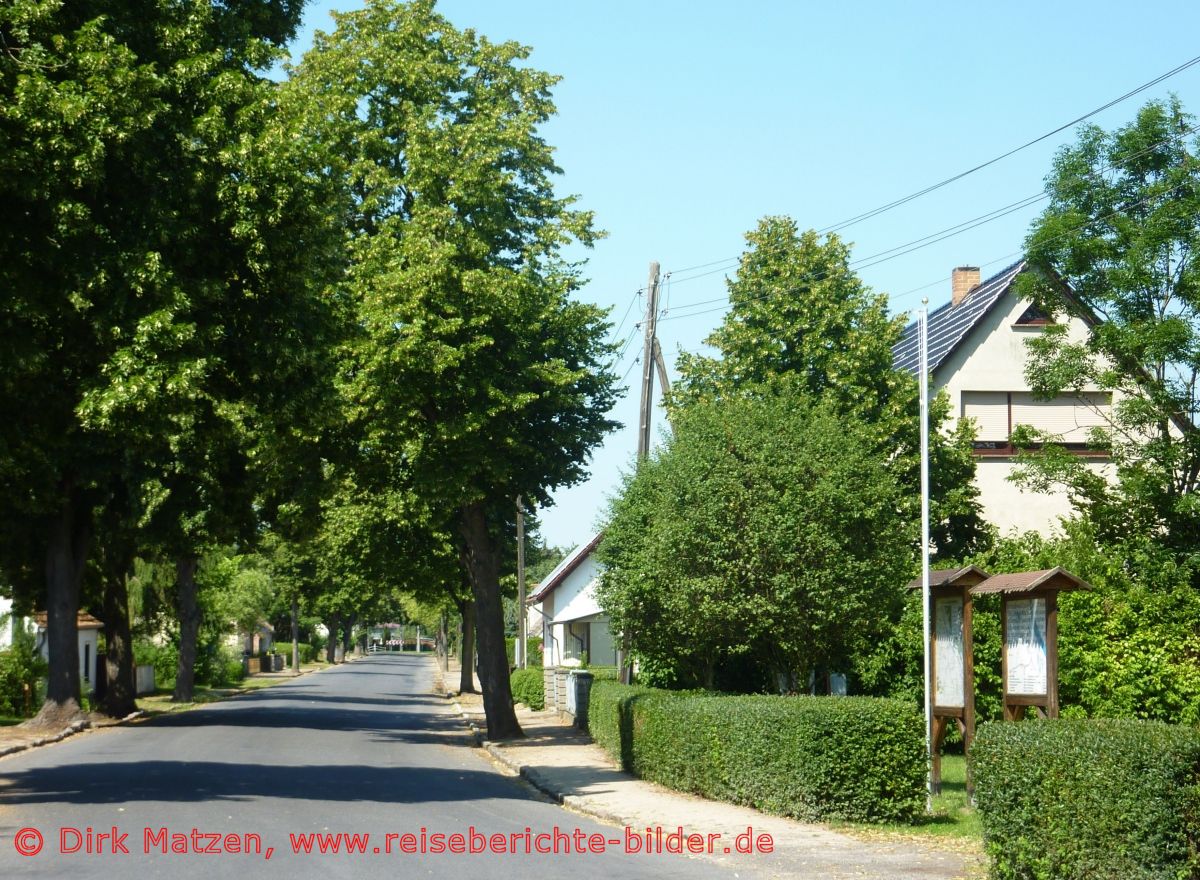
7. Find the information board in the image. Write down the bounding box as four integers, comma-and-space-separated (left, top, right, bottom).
1005, 597, 1047, 695
934, 597, 965, 707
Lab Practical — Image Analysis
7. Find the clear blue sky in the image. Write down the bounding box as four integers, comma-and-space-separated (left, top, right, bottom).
287, 1, 1200, 553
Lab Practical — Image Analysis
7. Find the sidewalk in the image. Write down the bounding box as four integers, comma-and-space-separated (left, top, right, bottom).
437, 661, 983, 880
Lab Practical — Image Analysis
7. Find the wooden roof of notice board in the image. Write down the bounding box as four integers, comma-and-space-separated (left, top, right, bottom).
906, 565, 991, 591
970, 567, 1091, 596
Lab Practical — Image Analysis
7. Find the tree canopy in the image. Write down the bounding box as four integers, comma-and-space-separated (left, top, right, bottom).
1017, 96, 1200, 551
287, 0, 619, 737
598, 391, 913, 692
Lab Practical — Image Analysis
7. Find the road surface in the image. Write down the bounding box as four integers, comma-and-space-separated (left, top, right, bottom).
0, 654, 760, 879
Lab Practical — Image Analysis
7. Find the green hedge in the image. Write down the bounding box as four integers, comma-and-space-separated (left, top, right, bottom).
506, 637, 543, 667
587, 680, 924, 823
0, 639, 46, 717
510, 667, 544, 710
971, 719, 1200, 880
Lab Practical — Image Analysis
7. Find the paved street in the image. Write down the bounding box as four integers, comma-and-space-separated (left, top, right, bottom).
0, 655, 756, 879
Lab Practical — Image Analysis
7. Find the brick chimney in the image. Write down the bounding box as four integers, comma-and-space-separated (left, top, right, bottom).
952, 266, 981, 306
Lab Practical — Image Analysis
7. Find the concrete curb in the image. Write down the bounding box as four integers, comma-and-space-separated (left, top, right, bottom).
437, 687, 632, 829
0, 718, 90, 758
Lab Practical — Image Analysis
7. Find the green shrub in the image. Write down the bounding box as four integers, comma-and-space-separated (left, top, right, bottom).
287, 643, 314, 666
134, 640, 178, 691
510, 667, 544, 710
587, 680, 924, 823
210, 647, 247, 687
971, 719, 1200, 880
506, 636, 544, 667
0, 632, 47, 717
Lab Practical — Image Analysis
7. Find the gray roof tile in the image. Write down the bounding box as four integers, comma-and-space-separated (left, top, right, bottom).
893, 260, 1026, 375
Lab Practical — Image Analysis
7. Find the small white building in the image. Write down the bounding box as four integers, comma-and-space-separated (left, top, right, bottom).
33, 611, 104, 693
530, 533, 619, 668
893, 262, 1114, 535
0, 596, 15, 650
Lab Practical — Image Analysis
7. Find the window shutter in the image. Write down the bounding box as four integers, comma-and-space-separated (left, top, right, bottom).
962, 391, 1009, 441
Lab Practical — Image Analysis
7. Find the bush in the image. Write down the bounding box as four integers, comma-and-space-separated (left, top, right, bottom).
510, 667, 544, 710
971, 718, 1200, 880
287, 643, 315, 666
587, 680, 924, 823
507, 636, 544, 667
134, 640, 178, 691
0, 633, 47, 717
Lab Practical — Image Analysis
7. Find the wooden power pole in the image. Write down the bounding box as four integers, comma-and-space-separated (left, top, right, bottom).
637, 262, 662, 459
621, 261, 663, 685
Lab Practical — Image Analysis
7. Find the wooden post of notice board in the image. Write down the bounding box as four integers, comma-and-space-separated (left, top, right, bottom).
908, 566, 988, 794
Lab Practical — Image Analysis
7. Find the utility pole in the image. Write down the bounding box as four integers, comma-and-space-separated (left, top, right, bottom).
636, 262, 662, 459
620, 262, 662, 686
516, 495, 526, 669
652, 337, 671, 401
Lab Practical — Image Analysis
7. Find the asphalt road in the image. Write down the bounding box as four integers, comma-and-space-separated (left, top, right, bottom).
0, 654, 755, 879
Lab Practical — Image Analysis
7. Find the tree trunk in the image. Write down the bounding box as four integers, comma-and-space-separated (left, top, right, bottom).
458, 598, 477, 694
439, 610, 449, 673
325, 614, 339, 663
458, 502, 521, 739
100, 570, 137, 717
172, 555, 201, 703
341, 613, 355, 658
32, 485, 91, 726
291, 595, 300, 675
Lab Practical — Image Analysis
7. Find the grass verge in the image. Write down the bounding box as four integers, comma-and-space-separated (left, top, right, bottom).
836, 755, 982, 852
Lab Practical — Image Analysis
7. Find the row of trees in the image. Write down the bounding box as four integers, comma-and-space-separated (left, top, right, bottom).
1, 0, 618, 738
598, 97, 1200, 724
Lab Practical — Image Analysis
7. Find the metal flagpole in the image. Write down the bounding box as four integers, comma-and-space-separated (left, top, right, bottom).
918, 300, 933, 814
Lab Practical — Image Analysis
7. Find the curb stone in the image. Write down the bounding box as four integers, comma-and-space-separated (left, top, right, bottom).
438, 687, 632, 829
0, 718, 90, 758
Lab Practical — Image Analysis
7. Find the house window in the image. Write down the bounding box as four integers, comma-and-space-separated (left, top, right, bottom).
1014, 304, 1054, 326
962, 390, 1111, 454
83, 642, 90, 683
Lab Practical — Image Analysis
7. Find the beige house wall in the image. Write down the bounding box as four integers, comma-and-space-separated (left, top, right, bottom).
933, 292, 1113, 536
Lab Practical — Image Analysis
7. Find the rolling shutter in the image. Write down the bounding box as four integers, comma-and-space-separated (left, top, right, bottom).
961, 391, 1009, 441
1010, 392, 1111, 442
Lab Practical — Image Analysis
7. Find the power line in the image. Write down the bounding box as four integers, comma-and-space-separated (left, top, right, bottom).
820, 52, 1200, 234
659, 53, 1200, 281
659, 178, 1194, 324
661, 121, 1200, 319
608, 289, 642, 345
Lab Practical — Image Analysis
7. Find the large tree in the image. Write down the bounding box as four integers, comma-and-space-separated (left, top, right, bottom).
1016, 96, 1200, 552
0, 0, 340, 720
289, 0, 618, 737
598, 391, 914, 691
675, 216, 985, 560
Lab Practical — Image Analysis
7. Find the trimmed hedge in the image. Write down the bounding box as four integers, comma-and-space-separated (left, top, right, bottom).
510, 667, 544, 710
971, 719, 1200, 880
587, 680, 925, 823
506, 636, 544, 667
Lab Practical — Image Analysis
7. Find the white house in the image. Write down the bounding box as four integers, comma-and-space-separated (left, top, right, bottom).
893, 261, 1114, 535
33, 611, 104, 693
530, 533, 619, 668
0, 595, 14, 650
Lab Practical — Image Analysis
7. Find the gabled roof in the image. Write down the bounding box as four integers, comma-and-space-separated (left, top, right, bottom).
530, 532, 603, 603
893, 260, 1026, 375
970, 566, 1092, 595
33, 611, 104, 630
906, 565, 991, 590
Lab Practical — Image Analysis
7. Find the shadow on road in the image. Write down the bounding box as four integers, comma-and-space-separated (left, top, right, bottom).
0, 760, 525, 806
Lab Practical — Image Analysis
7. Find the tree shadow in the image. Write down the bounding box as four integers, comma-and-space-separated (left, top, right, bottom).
0, 760, 528, 806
